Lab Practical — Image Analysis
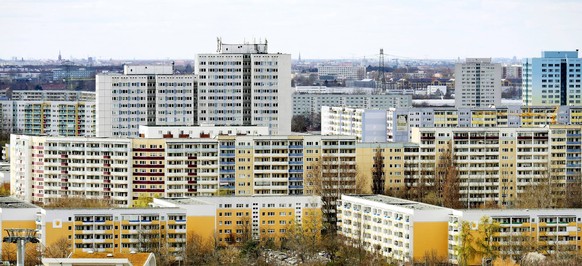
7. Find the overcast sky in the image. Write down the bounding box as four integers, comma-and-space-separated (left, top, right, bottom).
1, 0, 580, 60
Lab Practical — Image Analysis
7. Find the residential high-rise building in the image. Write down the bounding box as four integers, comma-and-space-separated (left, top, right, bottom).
96, 65, 196, 137
522, 50, 582, 106
196, 40, 292, 135
454, 58, 501, 108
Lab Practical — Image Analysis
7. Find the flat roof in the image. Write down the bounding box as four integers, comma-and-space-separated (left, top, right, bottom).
348, 194, 447, 211
0, 197, 39, 209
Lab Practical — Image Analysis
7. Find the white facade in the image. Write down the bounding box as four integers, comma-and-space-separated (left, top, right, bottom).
455, 58, 501, 108
196, 41, 292, 135
321, 106, 388, 142
337, 195, 459, 263
96, 65, 195, 138
10, 134, 134, 205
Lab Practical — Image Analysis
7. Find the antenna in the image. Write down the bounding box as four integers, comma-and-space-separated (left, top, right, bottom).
378, 48, 386, 93
216, 37, 222, 53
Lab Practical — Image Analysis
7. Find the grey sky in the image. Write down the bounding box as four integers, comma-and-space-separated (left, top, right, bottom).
1, 0, 580, 60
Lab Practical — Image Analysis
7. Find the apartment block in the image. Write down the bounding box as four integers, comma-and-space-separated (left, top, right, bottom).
10, 135, 133, 206
337, 195, 582, 265
0, 100, 95, 136
0, 196, 320, 260
455, 58, 501, 108
37, 207, 189, 256
387, 105, 582, 142
292, 93, 411, 117
337, 195, 460, 263
10, 134, 356, 210
523, 51, 582, 106
317, 65, 365, 80
96, 65, 196, 137
153, 196, 321, 246
353, 125, 582, 208
321, 106, 387, 142
450, 209, 582, 263
196, 40, 292, 135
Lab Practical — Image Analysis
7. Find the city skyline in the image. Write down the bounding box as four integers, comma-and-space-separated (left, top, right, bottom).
1, 0, 580, 60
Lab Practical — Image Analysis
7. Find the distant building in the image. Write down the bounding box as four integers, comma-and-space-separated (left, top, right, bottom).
345, 79, 377, 88
292, 93, 411, 117
522, 50, 582, 106
52, 68, 95, 81
454, 58, 501, 108
502, 64, 522, 79
10, 90, 95, 101
317, 65, 365, 80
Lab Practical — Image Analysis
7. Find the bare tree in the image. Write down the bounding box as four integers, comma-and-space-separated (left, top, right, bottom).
371, 147, 385, 195
43, 237, 71, 258
305, 156, 356, 232
515, 172, 562, 209
42, 196, 113, 208
436, 140, 462, 208
182, 232, 215, 265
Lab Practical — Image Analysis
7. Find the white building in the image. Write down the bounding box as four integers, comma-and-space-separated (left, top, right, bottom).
318, 65, 365, 80
454, 58, 501, 108
96, 65, 196, 137
337, 195, 460, 263
196, 40, 292, 135
321, 106, 388, 142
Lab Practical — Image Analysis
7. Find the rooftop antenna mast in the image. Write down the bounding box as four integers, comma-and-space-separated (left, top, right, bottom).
378, 48, 386, 93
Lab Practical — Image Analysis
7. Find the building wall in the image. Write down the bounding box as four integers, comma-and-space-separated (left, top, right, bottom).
412, 221, 449, 261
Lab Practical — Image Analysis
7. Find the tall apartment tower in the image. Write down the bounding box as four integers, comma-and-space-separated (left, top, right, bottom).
196, 40, 292, 135
522, 51, 582, 106
454, 58, 501, 108
96, 65, 196, 137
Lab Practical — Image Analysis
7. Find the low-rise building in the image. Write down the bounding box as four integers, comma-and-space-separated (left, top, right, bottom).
337, 195, 460, 263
